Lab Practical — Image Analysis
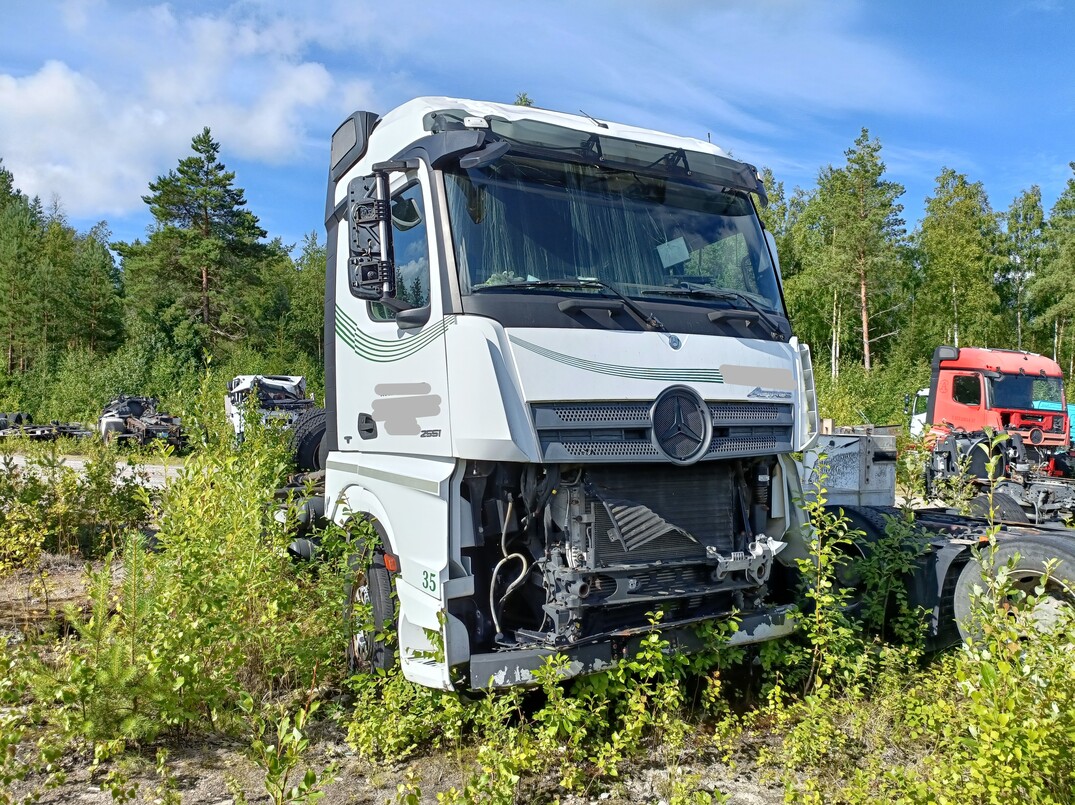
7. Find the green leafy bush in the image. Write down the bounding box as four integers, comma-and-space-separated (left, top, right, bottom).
0, 443, 151, 576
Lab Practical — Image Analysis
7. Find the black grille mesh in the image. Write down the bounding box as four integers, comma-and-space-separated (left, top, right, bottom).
553, 403, 650, 423
709, 402, 787, 422
587, 464, 736, 566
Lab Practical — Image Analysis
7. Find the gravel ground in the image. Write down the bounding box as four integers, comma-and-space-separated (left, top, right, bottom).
6, 453, 180, 488
9, 729, 787, 805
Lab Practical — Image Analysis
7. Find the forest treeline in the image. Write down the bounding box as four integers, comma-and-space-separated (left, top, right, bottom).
1, 125, 1074, 425
763, 130, 1075, 390
0, 129, 326, 422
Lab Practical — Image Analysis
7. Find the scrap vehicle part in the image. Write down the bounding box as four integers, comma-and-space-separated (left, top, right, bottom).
0, 420, 93, 441
98, 395, 184, 447
225, 375, 316, 439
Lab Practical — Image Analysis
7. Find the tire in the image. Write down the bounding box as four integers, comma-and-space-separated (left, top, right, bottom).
318, 430, 331, 470
345, 550, 397, 672
967, 492, 1030, 523
291, 408, 327, 472
953, 533, 1075, 641
823, 505, 901, 589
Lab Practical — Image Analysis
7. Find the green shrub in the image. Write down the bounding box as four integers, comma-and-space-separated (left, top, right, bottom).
813, 358, 930, 427
16, 407, 345, 749
0, 444, 151, 576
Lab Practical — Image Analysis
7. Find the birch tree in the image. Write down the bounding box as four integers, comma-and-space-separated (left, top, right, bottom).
914, 169, 1003, 351
784, 129, 906, 373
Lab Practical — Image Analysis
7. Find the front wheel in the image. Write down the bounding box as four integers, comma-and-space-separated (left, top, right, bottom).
345, 550, 397, 672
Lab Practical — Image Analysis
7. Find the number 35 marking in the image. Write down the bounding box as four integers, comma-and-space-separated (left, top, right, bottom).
422, 570, 437, 593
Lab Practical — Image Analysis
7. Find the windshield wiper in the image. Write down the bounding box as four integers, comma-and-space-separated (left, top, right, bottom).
476, 279, 666, 331
645, 285, 786, 340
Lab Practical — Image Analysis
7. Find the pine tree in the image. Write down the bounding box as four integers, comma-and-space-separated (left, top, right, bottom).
1003, 186, 1045, 350
73, 223, 123, 353
784, 130, 906, 373
0, 159, 19, 211
1029, 163, 1075, 364
35, 207, 79, 358
116, 128, 269, 351
0, 194, 43, 371
757, 167, 803, 281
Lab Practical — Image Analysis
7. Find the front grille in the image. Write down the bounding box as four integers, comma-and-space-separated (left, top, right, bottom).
533, 400, 794, 463
708, 429, 790, 456
709, 402, 787, 422
552, 403, 650, 423
561, 440, 659, 458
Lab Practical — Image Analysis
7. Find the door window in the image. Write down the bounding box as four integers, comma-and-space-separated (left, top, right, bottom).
952, 375, 981, 406
370, 181, 430, 321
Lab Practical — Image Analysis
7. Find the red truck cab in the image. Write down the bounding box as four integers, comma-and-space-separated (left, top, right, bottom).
926, 345, 1069, 449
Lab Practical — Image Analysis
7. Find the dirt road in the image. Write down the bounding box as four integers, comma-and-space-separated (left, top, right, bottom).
6, 453, 181, 488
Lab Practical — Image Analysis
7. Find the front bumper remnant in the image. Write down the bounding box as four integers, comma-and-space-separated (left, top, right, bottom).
468, 604, 797, 688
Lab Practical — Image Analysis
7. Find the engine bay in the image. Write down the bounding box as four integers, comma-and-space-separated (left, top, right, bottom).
453, 458, 787, 653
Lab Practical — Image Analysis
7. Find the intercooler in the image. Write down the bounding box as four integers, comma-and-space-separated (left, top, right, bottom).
584, 464, 739, 566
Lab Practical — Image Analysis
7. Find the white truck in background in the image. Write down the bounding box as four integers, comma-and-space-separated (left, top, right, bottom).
225, 375, 316, 441
296, 97, 1075, 691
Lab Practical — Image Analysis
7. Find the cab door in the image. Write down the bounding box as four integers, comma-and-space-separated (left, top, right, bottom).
936, 371, 988, 433
333, 169, 452, 457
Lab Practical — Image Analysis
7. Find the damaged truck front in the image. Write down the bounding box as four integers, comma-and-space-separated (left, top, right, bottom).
322, 98, 820, 690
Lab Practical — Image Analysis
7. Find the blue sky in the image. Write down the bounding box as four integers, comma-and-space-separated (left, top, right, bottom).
1, 0, 1072, 253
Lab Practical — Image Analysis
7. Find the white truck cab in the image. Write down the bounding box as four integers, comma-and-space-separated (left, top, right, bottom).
322, 98, 820, 689
225, 375, 314, 440
908, 388, 929, 439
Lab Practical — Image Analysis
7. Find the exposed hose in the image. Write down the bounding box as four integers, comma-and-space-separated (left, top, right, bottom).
489, 497, 530, 638
521, 464, 560, 528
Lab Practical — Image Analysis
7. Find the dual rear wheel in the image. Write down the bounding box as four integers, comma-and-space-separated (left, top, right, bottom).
954, 533, 1075, 639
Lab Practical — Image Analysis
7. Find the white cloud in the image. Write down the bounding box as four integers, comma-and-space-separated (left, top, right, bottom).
60, 0, 104, 33
1, 0, 952, 224
0, 2, 361, 219
0, 61, 150, 216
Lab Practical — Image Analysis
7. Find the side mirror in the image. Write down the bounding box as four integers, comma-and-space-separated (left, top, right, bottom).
763, 229, 782, 283
395, 306, 431, 331
348, 170, 395, 299
346, 158, 418, 302
459, 140, 511, 170
903, 392, 911, 414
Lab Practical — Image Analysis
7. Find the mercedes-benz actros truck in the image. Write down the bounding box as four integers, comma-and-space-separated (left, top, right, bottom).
307, 97, 1074, 691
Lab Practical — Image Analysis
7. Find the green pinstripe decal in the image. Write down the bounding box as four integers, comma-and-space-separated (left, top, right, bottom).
336, 306, 456, 362
509, 335, 725, 383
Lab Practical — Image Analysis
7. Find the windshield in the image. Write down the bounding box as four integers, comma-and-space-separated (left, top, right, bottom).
989, 373, 1065, 410
443, 155, 783, 312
